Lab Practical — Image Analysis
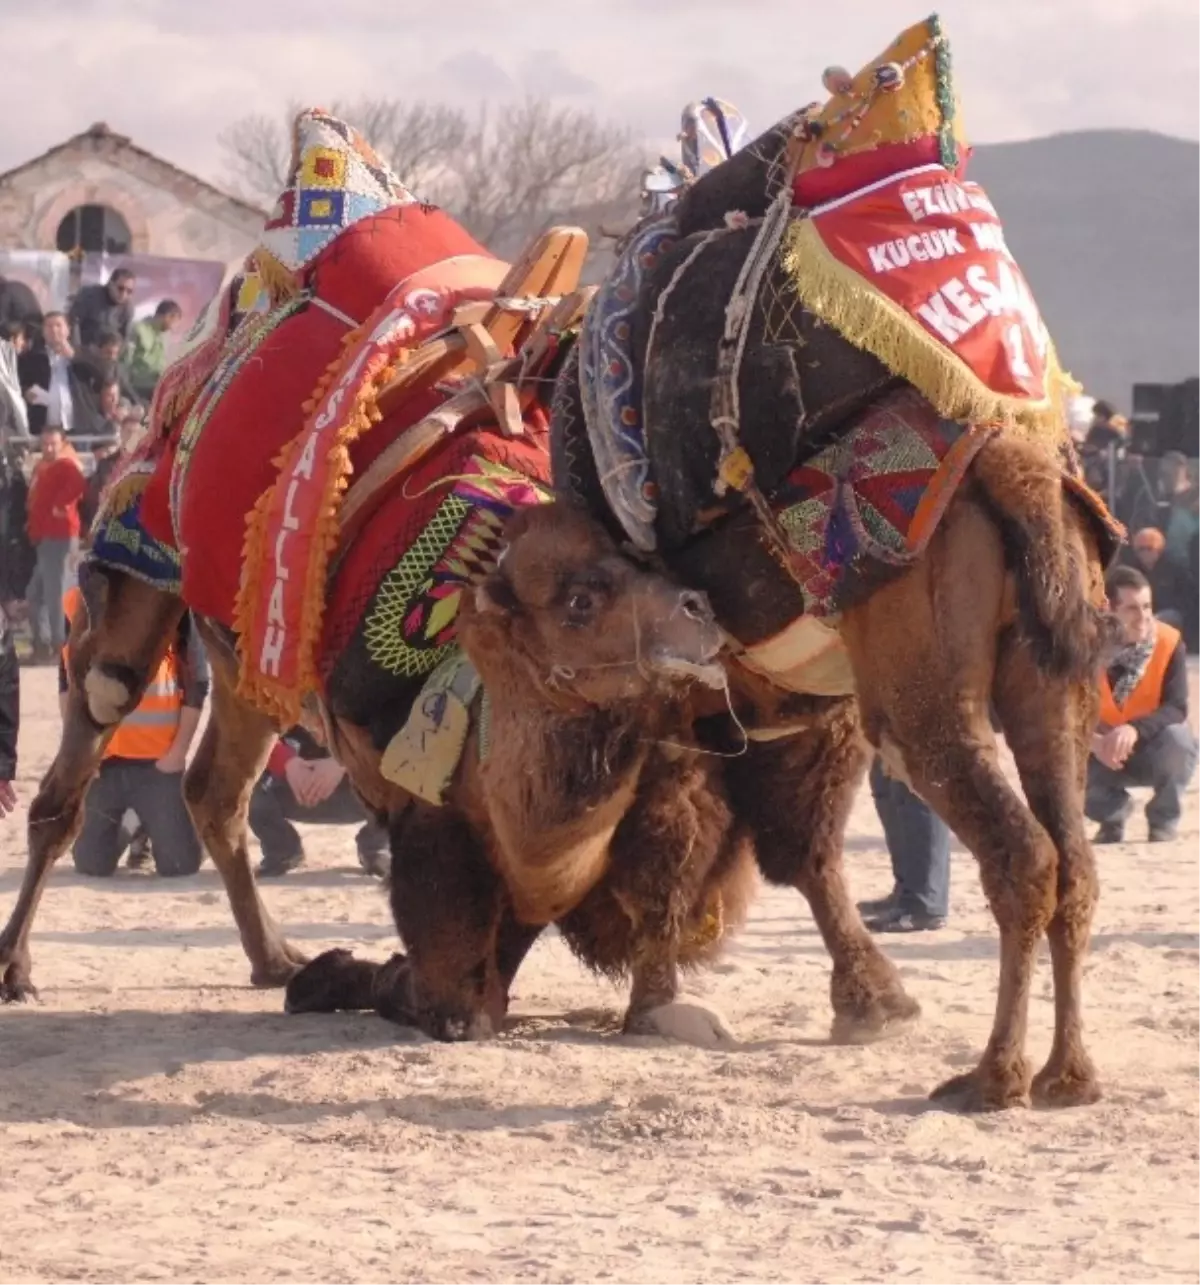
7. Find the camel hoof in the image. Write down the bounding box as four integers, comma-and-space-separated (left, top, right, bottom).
251, 944, 309, 989
624, 999, 737, 1048
829, 988, 921, 1046
1031, 1060, 1103, 1109
931, 1066, 1031, 1113
285, 949, 370, 1014
0, 968, 37, 1004
425, 1011, 495, 1042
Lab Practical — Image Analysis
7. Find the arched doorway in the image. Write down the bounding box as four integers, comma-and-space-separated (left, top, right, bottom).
55, 204, 133, 255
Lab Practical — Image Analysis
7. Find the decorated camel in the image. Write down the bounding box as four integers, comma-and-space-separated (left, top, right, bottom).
0, 107, 763, 1046
1, 16, 1124, 1112
545, 19, 1123, 1111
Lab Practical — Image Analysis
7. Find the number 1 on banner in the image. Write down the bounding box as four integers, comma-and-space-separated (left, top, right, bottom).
1005, 323, 1032, 379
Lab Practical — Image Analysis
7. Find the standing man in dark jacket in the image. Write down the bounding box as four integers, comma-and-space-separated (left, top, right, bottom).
69, 268, 136, 350
1088, 565, 1197, 843
0, 603, 17, 816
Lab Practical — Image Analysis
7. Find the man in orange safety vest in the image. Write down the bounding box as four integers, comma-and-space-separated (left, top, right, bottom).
61, 585, 208, 876
1087, 565, 1197, 844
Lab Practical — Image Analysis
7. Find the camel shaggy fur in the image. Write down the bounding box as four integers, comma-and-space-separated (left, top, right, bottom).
0, 507, 756, 1045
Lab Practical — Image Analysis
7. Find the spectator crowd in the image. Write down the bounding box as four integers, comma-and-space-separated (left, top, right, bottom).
0, 265, 398, 883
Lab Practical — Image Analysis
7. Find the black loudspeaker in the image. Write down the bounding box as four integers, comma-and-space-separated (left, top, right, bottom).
1166, 377, 1199, 457
1130, 383, 1168, 456
1130, 379, 1200, 457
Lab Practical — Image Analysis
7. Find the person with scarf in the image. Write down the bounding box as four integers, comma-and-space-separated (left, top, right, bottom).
1087, 565, 1197, 843
1120, 526, 1192, 635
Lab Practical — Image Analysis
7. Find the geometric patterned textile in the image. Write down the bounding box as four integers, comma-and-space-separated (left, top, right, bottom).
360, 449, 551, 680
86, 453, 182, 596
257, 109, 417, 291
321, 426, 553, 685
772, 386, 995, 617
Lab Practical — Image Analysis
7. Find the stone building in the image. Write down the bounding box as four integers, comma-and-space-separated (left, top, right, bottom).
0, 122, 264, 263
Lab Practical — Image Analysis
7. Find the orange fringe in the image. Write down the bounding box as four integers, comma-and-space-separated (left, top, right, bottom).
232, 326, 410, 725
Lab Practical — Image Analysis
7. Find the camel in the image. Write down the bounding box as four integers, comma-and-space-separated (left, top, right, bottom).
543, 80, 1123, 1110
286, 504, 757, 1042
0, 105, 772, 1053
1, 33, 1123, 1111
1, 500, 754, 1042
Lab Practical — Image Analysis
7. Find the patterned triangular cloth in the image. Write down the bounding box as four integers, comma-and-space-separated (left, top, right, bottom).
781, 14, 1075, 445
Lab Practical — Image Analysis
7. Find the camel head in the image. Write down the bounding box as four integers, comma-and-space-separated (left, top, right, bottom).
458, 504, 726, 707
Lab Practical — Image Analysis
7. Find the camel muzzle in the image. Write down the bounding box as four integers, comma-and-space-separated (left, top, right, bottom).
643, 588, 726, 688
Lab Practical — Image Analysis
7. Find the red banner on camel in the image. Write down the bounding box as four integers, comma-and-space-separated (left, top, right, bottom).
784, 163, 1063, 430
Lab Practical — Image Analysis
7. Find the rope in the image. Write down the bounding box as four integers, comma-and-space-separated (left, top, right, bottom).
701, 127, 813, 586
307, 294, 360, 329
710, 183, 796, 499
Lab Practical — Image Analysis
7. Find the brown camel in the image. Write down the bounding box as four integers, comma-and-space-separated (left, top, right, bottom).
0, 504, 755, 1044
547, 108, 1122, 1110
286, 506, 757, 1042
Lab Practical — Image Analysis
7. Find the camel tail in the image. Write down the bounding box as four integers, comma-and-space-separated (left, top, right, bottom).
970, 436, 1117, 682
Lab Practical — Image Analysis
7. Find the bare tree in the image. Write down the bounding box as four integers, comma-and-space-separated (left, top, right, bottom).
217, 96, 647, 261
218, 111, 293, 204
447, 98, 646, 254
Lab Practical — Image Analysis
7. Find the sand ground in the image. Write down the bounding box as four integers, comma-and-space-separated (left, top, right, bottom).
0, 665, 1197, 1284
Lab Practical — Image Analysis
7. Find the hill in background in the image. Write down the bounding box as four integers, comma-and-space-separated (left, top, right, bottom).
969, 130, 1198, 411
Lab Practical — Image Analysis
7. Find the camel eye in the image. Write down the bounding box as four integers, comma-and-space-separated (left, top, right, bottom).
567, 591, 595, 616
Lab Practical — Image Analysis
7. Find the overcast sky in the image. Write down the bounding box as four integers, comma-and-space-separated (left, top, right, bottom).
4, 0, 1196, 187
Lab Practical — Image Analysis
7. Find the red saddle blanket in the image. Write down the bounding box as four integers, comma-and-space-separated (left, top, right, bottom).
139, 205, 504, 628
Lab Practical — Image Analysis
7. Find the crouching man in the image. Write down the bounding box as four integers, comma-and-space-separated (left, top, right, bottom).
61, 586, 207, 875
249, 719, 389, 879
1087, 566, 1198, 844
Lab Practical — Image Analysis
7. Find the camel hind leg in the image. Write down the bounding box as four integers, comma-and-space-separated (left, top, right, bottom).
0, 570, 184, 1001
841, 499, 1059, 1110
992, 505, 1107, 1107
183, 619, 307, 986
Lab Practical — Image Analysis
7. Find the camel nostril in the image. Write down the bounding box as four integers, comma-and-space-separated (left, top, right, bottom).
679, 591, 710, 622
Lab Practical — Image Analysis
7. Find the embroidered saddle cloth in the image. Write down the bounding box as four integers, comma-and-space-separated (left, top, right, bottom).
123, 108, 505, 625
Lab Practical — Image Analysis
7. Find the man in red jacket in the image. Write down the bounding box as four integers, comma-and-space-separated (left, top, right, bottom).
24, 425, 85, 662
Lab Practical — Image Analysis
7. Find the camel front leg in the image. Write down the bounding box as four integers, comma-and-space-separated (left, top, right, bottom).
559, 753, 742, 1048
184, 620, 306, 986
0, 573, 184, 1001
723, 702, 921, 1043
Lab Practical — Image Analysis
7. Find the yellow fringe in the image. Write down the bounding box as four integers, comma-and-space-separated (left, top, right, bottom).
250, 247, 301, 309
97, 467, 151, 521
232, 328, 411, 726
780, 219, 1074, 448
